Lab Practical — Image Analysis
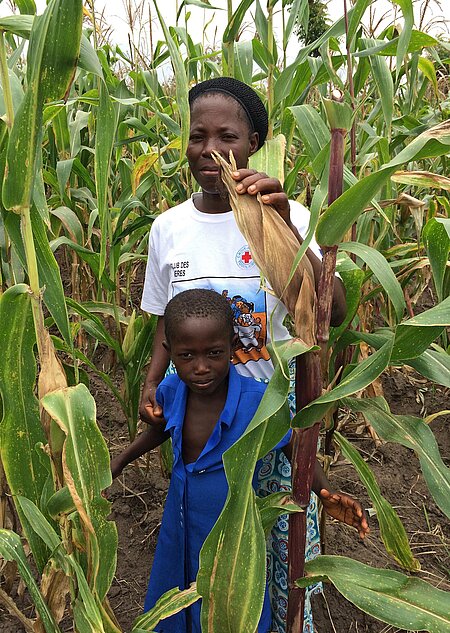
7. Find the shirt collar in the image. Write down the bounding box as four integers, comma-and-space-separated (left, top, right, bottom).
219, 363, 241, 428
163, 377, 188, 433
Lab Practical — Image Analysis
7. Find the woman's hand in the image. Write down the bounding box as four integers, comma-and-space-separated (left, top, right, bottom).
139, 379, 164, 426
232, 169, 291, 225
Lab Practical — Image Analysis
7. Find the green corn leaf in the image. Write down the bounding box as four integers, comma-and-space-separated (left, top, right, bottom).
354, 30, 438, 58
69, 554, 107, 632
436, 217, 450, 239
95, 80, 118, 280
50, 205, 84, 245
297, 555, 450, 632
329, 266, 365, 346
249, 134, 286, 184
342, 242, 405, 322
15, 0, 36, 14
393, 0, 414, 79
362, 38, 394, 131
41, 384, 118, 601
0, 15, 34, 38
49, 236, 115, 292
343, 397, 450, 520
406, 349, 450, 388
289, 104, 330, 165
223, 0, 255, 43
334, 432, 419, 571
0, 285, 52, 572
16, 495, 62, 553
28, 0, 82, 102
284, 0, 308, 49
323, 97, 353, 132
347, 0, 371, 45
418, 56, 438, 96
333, 318, 446, 366
423, 218, 450, 303
65, 298, 123, 359
79, 34, 104, 77
391, 322, 443, 362
316, 119, 450, 246
234, 40, 253, 86
132, 585, 201, 632
152, 0, 189, 177
46, 486, 76, 520
3, 0, 82, 212
293, 338, 394, 429
391, 170, 450, 189
178, 0, 221, 14
198, 338, 316, 633
2, 210, 72, 346
0, 530, 61, 633
51, 336, 125, 408
256, 492, 301, 537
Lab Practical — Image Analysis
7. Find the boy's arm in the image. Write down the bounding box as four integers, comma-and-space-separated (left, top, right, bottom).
111, 425, 170, 479
139, 316, 170, 425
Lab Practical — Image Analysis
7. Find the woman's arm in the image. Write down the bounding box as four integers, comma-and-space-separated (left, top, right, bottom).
139, 316, 170, 425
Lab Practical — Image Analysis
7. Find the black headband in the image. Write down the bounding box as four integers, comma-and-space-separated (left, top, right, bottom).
188, 77, 268, 150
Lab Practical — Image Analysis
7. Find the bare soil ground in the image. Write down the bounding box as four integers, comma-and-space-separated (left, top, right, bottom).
1, 367, 449, 633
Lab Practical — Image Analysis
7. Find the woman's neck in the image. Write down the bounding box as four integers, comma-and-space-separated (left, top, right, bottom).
192, 190, 231, 214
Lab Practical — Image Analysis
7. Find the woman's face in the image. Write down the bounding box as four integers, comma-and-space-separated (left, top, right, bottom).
186, 93, 259, 194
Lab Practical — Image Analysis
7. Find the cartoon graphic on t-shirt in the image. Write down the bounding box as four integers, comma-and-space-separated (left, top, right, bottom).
220, 288, 270, 365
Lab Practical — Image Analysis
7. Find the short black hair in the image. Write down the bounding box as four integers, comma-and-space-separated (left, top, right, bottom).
164, 289, 235, 344
188, 77, 268, 150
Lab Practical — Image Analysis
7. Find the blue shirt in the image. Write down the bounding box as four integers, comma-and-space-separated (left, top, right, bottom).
144, 364, 289, 632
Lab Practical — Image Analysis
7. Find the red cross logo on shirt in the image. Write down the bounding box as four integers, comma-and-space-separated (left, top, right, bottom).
241, 251, 252, 264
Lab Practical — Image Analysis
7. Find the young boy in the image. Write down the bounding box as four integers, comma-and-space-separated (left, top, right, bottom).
112, 289, 369, 633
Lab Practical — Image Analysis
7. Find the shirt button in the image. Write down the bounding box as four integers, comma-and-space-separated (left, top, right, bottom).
198, 469, 206, 474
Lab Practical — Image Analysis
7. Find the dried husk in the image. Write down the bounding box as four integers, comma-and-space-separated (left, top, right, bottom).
37, 324, 67, 484
212, 151, 316, 345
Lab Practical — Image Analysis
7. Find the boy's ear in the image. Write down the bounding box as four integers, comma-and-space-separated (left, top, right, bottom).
231, 333, 239, 352
162, 339, 170, 352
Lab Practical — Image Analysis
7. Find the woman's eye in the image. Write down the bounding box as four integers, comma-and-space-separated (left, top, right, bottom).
189, 135, 202, 142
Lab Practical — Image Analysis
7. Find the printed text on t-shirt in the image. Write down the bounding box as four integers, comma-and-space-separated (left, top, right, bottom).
171, 261, 190, 277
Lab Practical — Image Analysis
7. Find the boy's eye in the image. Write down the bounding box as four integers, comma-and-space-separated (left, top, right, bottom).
189, 134, 203, 142
208, 349, 223, 357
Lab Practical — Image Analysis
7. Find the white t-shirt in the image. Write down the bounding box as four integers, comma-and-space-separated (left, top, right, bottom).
141, 196, 321, 380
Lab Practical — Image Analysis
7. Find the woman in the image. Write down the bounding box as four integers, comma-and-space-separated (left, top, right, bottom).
139, 76, 346, 632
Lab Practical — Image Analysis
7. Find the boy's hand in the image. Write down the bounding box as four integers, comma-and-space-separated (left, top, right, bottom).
232, 169, 291, 226
110, 455, 125, 480
319, 489, 370, 539
139, 380, 164, 426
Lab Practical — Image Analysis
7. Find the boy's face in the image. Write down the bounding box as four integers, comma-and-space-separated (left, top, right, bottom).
165, 317, 233, 397
187, 94, 259, 195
